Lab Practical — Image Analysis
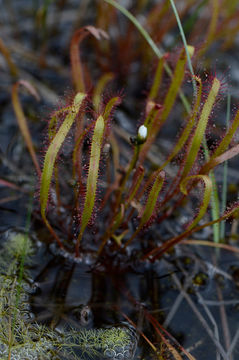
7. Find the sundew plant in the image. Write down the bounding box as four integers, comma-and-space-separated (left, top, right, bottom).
11, 2, 239, 261
37, 47, 239, 259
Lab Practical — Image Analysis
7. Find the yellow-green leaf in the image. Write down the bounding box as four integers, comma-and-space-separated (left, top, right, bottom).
182, 77, 221, 178
180, 174, 212, 230
40, 92, 86, 246
76, 115, 105, 253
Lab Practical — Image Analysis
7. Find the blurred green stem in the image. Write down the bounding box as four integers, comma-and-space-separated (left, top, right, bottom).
220, 93, 230, 240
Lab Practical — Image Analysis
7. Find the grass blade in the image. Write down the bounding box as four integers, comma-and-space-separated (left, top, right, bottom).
104, 0, 163, 59
104, 0, 191, 113
220, 94, 231, 239
169, 0, 197, 96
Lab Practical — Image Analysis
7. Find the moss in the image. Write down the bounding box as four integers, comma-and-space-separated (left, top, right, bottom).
0, 233, 137, 360
62, 327, 136, 359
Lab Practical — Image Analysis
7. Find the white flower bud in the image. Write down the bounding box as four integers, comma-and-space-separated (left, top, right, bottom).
138, 125, 147, 141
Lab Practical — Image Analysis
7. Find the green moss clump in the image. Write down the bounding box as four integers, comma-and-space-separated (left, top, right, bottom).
0, 232, 137, 360
61, 326, 137, 359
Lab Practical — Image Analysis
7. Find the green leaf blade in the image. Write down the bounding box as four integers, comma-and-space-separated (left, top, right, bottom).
76, 115, 105, 252
182, 77, 221, 178
40, 92, 86, 245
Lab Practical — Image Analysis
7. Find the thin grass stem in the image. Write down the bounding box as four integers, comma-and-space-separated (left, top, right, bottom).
209, 168, 220, 244
220, 93, 230, 240
104, 0, 163, 59
104, 0, 191, 113
169, 0, 197, 97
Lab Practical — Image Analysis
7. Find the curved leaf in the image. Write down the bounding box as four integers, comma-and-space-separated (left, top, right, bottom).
12, 80, 41, 177
124, 170, 165, 248
70, 26, 108, 92
180, 174, 212, 230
